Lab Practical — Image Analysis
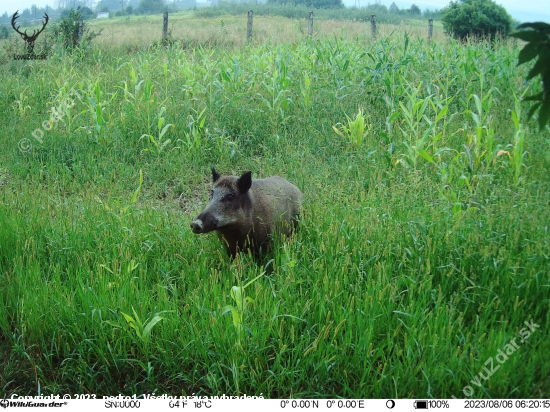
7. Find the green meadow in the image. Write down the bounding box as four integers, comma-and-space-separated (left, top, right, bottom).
0, 17, 549, 398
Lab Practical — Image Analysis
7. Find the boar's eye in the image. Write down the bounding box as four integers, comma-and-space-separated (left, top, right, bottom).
209, 190, 214, 199
223, 193, 236, 202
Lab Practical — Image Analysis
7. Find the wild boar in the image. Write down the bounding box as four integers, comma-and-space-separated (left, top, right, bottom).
190, 168, 303, 257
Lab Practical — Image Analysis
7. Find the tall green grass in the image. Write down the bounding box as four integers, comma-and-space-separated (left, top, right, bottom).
0, 30, 549, 398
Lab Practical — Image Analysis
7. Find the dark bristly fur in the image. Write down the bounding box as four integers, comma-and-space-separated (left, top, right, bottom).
190, 168, 303, 257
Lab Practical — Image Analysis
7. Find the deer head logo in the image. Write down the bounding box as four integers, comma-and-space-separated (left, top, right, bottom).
11, 10, 49, 56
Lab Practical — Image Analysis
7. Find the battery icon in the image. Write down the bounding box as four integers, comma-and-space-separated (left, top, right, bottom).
413, 400, 428, 409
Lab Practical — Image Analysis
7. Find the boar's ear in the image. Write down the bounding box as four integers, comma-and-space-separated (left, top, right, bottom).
211, 168, 220, 183
237, 171, 252, 194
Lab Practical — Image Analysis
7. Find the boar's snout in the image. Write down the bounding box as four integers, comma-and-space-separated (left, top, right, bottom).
190, 219, 204, 234
191, 212, 219, 234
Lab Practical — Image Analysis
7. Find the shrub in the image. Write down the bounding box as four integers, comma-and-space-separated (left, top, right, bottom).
441, 0, 513, 41
51, 7, 102, 49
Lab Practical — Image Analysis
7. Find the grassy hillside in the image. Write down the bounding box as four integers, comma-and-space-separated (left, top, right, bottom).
0, 23, 549, 397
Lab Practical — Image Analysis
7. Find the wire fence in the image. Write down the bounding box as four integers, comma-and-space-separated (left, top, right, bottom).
0, 10, 444, 58
86, 11, 443, 51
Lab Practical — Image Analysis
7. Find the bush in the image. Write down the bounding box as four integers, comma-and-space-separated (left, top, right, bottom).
441, 0, 513, 41
51, 7, 102, 49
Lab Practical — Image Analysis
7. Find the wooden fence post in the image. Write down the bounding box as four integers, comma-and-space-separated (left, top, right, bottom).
308, 11, 313, 37
370, 14, 376, 39
163, 11, 168, 41
247, 10, 253, 43
428, 18, 433, 42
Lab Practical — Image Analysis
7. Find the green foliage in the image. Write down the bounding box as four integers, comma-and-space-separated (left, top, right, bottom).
267, 0, 344, 9
221, 273, 264, 343
333, 108, 370, 148
51, 7, 102, 49
77, 6, 95, 19
409, 4, 421, 16
195, 2, 399, 23
510, 22, 550, 130
441, 0, 513, 41
136, 0, 167, 15
139, 107, 174, 156
0, 27, 549, 398
0, 25, 9, 39
423, 8, 441, 20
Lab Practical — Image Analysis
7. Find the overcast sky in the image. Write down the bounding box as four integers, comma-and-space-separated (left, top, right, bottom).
1, 0, 549, 23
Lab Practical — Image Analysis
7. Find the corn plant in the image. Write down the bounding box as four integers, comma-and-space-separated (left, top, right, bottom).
221, 272, 264, 343
397, 82, 436, 169
181, 107, 207, 151
139, 106, 174, 156
14, 87, 31, 119
333, 108, 370, 148
259, 56, 291, 129
438, 158, 472, 218
80, 81, 112, 143
47, 85, 83, 134
379, 112, 400, 168
300, 71, 312, 110
503, 95, 529, 185
459, 71, 504, 171
105, 305, 170, 357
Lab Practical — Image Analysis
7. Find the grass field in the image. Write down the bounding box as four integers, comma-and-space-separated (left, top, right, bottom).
0, 14, 549, 398
88, 13, 445, 50
1, 10, 445, 54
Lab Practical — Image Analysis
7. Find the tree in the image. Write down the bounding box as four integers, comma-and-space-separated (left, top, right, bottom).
135, 0, 166, 14
78, 6, 95, 18
441, 0, 513, 41
409, 4, 421, 16
423, 8, 441, 20
0, 25, 9, 39
511, 22, 550, 130
389, 2, 399, 13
